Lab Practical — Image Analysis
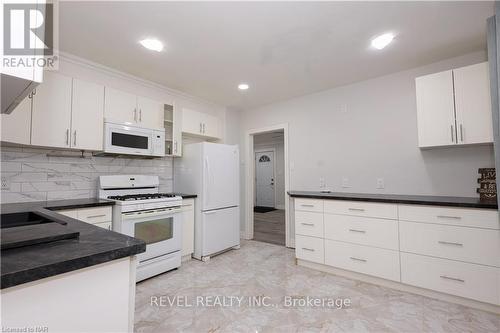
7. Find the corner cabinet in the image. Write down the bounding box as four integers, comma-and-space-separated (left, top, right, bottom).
415, 62, 493, 148
182, 108, 220, 139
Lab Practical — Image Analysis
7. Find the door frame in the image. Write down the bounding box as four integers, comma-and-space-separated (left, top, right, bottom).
254, 148, 277, 208
244, 123, 291, 247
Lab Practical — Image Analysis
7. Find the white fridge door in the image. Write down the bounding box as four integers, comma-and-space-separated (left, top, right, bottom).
202, 206, 240, 256
202, 143, 239, 211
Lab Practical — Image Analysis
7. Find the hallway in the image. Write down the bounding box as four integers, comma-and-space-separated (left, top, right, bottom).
253, 209, 286, 246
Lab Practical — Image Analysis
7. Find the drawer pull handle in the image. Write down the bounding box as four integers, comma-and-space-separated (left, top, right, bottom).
301, 223, 314, 226
438, 241, 463, 247
87, 214, 106, 219
437, 215, 461, 220
349, 257, 367, 262
440, 275, 465, 283
301, 204, 315, 207
348, 229, 366, 234
348, 208, 365, 212
302, 247, 315, 252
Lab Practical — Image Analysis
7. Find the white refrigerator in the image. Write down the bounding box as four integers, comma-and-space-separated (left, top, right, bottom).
174, 142, 240, 260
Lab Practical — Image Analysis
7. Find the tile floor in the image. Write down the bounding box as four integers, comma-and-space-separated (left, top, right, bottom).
135, 240, 500, 333
253, 209, 286, 246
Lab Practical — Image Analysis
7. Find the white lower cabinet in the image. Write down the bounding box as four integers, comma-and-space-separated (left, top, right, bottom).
401, 252, 500, 305
295, 235, 324, 264
324, 214, 399, 250
181, 199, 195, 258
324, 240, 400, 282
57, 206, 112, 230
295, 197, 500, 307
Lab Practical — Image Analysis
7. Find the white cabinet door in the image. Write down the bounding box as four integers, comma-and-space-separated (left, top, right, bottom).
172, 103, 183, 156
181, 199, 195, 257
182, 108, 203, 135
137, 96, 163, 129
1, 96, 32, 144
453, 62, 493, 145
202, 113, 219, 138
104, 87, 137, 125
71, 79, 104, 150
31, 72, 73, 148
415, 70, 456, 147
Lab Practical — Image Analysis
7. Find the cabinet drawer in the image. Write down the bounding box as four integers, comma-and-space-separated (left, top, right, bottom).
294, 198, 323, 213
324, 200, 397, 220
399, 205, 499, 230
324, 240, 400, 281
401, 252, 500, 305
295, 211, 323, 238
324, 214, 399, 250
295, 235, 324, 264
57, 209, 78, 219
76, 206, 112, 224
94, 221, 112, 230
400, 221, 500, 267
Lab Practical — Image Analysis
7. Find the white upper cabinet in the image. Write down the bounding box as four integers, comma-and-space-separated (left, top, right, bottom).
415, 62, 493, 148
31, 71, 73, 148
71, 79, 105, 150
104, 87, 164, 129
415, 70, 456, 148
453, 62, 493, 145
104, 87, 137, 125
182, 108, 220, 139
1, 95, 32, 145
137, 96, 164, 129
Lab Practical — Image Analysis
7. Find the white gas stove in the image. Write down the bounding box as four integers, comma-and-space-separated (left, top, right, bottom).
98, 175, 182, 282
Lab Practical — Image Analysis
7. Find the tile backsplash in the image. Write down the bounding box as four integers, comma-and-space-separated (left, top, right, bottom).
1, 146, 173, 203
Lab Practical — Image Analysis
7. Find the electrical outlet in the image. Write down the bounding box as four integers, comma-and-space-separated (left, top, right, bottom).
377, 178, 385, 189
1, 177, 10, 190
341, 177, 350, 188
319, 177, 325, 189
340, 103, 348, 113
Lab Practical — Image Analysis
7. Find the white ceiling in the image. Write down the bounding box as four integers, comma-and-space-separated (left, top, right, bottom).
59, 1, 493, 110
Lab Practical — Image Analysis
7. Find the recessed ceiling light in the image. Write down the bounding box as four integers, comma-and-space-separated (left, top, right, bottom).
139, 38, 164, 52
371, 33, 395, 50
238, 83, 249, 90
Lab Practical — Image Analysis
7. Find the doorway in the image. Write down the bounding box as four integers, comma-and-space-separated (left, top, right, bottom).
252, 130, 285, 246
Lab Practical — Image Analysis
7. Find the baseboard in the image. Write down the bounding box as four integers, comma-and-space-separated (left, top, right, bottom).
297, 259, 500, 314
276, 204, 285, 210
181, 254, 192, 263
240, 231, 251, 240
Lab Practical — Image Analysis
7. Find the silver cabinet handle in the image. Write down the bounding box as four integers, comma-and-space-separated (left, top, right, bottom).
301, 223, 314, 226
460, 124, 464, 142
438, 241, 463, 247
437, 215, 461, 220
302, 247, 315, 252
66, 129, 69, 145
32, 88, 36, 96
200, 123, 203, 133
349, 257, 367, 262
134, 108, 137, 122
139, 109, 142, 121
87, 214, 106, 219
203, 123, 206, 133
451, 124, 455, 143
174, 141, 178, 154
73, 130, 77, 146
205, 211, 217, 215
301, 204, 314, 207
348, 208, 365, 212
349, 229, 366, 233
440, 275, 465, 283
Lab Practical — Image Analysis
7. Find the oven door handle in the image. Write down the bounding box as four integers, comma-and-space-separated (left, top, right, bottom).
122, 208, 181, 220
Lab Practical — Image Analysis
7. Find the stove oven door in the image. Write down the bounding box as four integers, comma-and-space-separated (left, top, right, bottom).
122, 207, 182, 263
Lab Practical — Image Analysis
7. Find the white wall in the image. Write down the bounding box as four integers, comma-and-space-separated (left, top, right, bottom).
239, 51, 495, 214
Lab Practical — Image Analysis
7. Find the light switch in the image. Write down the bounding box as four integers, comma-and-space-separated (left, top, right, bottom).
377, 178, 385, 189
341, 177, 350, 188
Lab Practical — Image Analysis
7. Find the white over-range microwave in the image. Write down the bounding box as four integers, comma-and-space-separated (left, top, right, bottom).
104, 122, 165, 157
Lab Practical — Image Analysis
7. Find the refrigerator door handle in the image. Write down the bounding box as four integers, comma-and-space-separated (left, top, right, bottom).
204, 156, 210, 207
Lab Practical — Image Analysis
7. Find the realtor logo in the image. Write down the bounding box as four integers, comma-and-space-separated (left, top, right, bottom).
3, 3, 53, 56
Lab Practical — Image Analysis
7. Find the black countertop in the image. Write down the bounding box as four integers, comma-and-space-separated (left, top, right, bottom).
174, 193, 197, 199
288, 191, 498, 209
1, 198, 146, 289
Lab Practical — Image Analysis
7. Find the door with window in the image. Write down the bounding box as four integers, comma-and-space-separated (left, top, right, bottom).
255, 151, 275, 207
